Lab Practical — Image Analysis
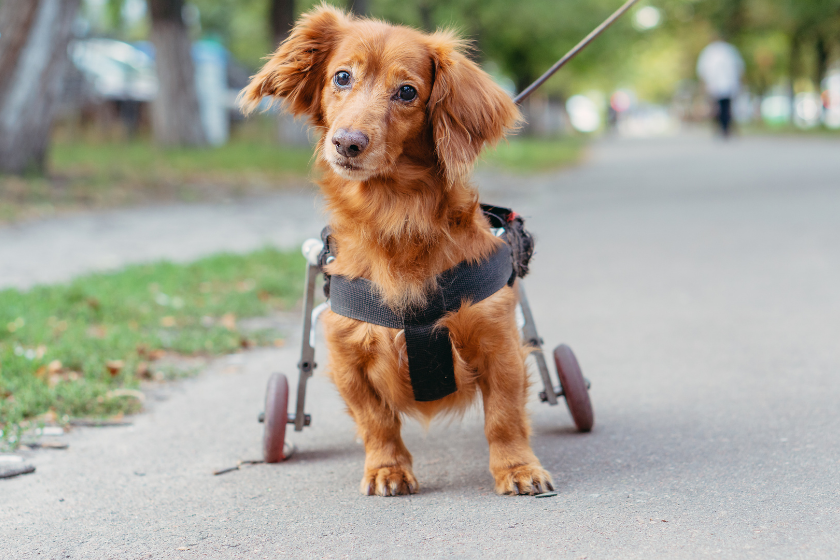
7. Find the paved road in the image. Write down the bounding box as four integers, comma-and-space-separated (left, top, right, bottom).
2, 132, 839, 559
0, 186, 323, 290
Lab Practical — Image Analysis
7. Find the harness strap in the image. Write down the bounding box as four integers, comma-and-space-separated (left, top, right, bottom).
330, 242, 514, 401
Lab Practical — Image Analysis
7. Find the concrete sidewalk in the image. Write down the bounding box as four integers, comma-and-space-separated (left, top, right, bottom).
2, 132, 839, 559
0, 186, 323, 290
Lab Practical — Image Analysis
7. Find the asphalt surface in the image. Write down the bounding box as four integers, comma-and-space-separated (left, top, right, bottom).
0, 185, 321, 290
2, 132, 839, 559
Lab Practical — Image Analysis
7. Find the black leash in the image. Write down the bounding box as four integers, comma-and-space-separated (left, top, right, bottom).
513, 0, 640, 104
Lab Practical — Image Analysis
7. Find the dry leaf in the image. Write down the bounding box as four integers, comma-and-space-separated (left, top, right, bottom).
106, 389, 145, 403
87, 325, 107, 339
136, 361, 151, 379
236, 279, 256, 292
106, 360, 124, 376
220, 313, 236, 331
47, 360, 63, 374
160, 316, 176, 327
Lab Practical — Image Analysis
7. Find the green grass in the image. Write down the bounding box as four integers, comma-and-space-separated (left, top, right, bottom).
0, 129, 585, 224
481, 136, 586, 173
741, 122, 840, 137
0, 117, 317, 224
50, 138, 315, 182
0, 248, 304, 448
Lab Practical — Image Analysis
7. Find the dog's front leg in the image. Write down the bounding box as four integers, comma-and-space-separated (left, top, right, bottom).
330, 365, 419, 497
478, 348, 554, 496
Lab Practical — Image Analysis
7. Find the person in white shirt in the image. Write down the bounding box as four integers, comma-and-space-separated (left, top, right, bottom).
696, 40, 745, 137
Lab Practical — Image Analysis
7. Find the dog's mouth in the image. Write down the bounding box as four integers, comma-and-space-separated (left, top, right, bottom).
338, 160, 360, 171
327, 155, 374, 180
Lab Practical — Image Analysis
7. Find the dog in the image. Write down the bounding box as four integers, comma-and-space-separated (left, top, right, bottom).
240, 4, 554, 497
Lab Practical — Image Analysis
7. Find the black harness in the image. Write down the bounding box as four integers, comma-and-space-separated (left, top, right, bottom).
320, 205, 534, 402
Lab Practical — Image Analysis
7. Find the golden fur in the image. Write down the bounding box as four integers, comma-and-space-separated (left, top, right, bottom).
240, 5, 553, 496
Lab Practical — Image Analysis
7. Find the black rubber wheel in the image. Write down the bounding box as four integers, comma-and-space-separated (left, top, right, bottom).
553, 344, 594, 432
263, 373, 290, 463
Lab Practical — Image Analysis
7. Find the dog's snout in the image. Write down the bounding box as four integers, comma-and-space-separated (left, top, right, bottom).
332, 128, 369, 158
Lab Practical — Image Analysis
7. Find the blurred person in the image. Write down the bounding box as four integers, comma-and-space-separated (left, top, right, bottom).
696, 39, 744, 137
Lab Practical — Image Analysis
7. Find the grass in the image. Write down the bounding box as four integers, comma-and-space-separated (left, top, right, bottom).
481, 135, 586, 173
0, 117, 316, 224
741, 122, 840, 137
0, 247, 304, 448
0, 126, 585, 224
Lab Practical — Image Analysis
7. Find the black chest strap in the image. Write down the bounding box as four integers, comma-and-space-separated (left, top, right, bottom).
330, 242, 514, 401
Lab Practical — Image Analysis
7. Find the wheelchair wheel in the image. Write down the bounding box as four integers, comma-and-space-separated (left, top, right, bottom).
263, 373, 290, 463
553, 345, 594, 432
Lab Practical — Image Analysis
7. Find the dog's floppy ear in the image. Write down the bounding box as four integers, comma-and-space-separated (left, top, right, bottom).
238, 5, 348, 124
427, 33, 521, 184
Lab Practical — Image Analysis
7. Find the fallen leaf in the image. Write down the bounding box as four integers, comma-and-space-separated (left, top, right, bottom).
236, 279, 256, 292
47, 360, 63, 374
106, 360, 124, 376
160, 316, 176, 327
87, 325, 107, 339
106, 389, 145, 403
220, 313, 236, 331
136, 361, 151, 379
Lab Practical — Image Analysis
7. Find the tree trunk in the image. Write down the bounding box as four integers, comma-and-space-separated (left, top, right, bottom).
270, 0, 295, 48
0, 0, 80, 175
816, 36, 829, 90
148, 0, 206, 146
789, 30, 802, 124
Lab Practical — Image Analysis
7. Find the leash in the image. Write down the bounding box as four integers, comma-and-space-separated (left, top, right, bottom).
513, 0, 640, 104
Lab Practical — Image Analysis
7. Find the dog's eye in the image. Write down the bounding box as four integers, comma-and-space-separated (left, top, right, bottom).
334, 71, 351, 88
398, 85, 417, 102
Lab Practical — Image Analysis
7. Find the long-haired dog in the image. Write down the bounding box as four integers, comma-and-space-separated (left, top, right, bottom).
240, 5, 554, 496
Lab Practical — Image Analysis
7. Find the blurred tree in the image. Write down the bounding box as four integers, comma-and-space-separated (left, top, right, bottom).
270, 0, 295, 47
0, 0, 81, 175
148, 0, 207, 145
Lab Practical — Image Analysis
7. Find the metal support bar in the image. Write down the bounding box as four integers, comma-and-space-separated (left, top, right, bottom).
294, 263, 320, 431
516, 281, 558, 406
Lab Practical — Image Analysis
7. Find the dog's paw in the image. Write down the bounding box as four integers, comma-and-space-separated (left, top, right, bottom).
360, 465, 419, 497
494, 464, 554, 496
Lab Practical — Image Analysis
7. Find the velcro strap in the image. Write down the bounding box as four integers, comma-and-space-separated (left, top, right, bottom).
330, 242, 513, 401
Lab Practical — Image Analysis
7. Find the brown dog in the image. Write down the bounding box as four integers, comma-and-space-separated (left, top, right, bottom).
240, 5, 553, 496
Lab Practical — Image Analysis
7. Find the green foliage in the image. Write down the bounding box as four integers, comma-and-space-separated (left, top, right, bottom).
0, 248, 304, 447
82, 0, 840, 104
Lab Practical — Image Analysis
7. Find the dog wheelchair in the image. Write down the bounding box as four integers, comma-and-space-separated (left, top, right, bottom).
258, 222, 594, 463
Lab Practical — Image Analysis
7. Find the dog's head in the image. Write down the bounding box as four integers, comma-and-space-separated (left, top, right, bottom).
239, 5, 519, 185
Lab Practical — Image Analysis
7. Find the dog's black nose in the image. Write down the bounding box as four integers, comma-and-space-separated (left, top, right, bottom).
332, 128, 369, 158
